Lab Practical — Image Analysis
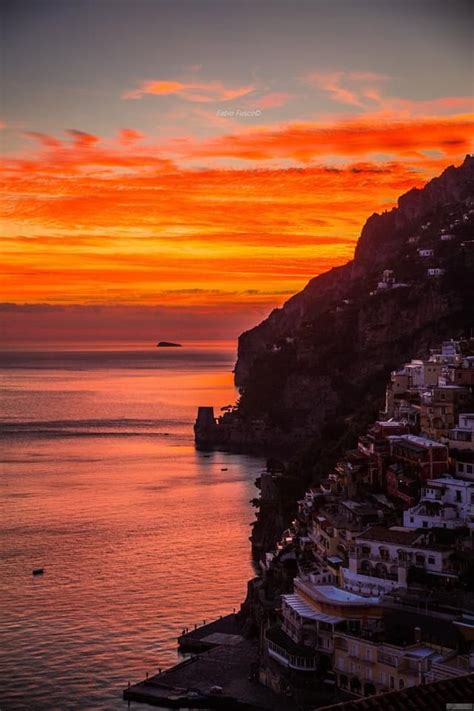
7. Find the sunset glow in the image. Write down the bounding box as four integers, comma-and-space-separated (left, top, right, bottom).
1, 0, 473, 342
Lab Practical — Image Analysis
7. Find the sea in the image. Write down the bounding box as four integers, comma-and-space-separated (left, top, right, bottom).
0, 343, 264, 710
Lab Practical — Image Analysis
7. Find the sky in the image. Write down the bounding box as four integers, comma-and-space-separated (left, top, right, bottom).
1, 0, 473, 344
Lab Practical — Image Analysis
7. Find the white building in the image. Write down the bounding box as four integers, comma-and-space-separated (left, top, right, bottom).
448, 413, 474, 451
341, 526, 459, 596
403, 476, 474, 532
404, 360, 424, 388
427, 268, 445, 277
419, 248, 434, 257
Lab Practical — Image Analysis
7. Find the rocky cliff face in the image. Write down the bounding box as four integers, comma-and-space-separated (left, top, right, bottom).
231, 156, 474, 450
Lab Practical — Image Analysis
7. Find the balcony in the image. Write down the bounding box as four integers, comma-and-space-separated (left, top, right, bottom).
357, 568, 398, 581
378, 651, 398, 667
357, 551, 398, 564
266, 626, 318, 672
342, 568, 401, 595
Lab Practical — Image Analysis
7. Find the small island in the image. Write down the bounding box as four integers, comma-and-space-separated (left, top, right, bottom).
156, 341, 182, 348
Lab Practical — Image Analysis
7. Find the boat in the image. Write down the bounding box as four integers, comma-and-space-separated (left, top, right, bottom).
32, 568, 44, 576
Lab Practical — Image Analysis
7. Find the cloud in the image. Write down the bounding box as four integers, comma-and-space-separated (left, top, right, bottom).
66, 129, 100, 147
2, 105, 471, 322
244, 92, 292, 109
123, 79, 256, 103
118, 128, 145, 145
304, 71, 473, 121
175, 113, 473, 163
305, 71, 389, 107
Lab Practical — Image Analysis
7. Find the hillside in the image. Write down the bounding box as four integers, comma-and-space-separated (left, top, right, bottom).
223, 156, 474, 452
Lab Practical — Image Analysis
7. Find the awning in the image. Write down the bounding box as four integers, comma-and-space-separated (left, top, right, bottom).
282, 594, 344, 624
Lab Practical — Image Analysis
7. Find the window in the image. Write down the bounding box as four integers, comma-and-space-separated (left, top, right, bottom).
467, 465, 473, 474
458, 463, 464, 472
399, 679, 405, 689
390, 676, 395, 689
423, 521, 428, 528
428, 557, 435, 564
410, 517, 414, 523
366, 649, 371, 661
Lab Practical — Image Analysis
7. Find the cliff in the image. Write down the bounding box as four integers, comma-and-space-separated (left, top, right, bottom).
227, 156, 474, 452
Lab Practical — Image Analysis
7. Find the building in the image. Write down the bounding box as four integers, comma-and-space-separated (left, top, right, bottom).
262, 582, 382, 693
279, 580, 382, 658
454, 452, 474, 481
333, 631, 453, 697
450, 357, 474, 386
403, 476, 474, 532
341, 526, 460, 596
448, 413, 474, 450
318, 671, 474, 710
420, 386, 472, 441
388, 434, 449, 482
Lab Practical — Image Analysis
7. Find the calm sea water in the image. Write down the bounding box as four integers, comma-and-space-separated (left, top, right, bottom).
0, 344, 263, 710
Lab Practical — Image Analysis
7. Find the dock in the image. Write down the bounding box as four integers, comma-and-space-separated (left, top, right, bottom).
177, 612, 244, 653
124, 614, 296, 710
123, 637, 293, 710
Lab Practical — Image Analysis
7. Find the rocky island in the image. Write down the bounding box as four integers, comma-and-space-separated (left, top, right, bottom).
157, 341, 182, 347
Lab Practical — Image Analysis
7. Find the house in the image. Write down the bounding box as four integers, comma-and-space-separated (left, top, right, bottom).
427, 267, 445, 276
341, 526, 460, 596
341, 526, 420, 596
448, 413, 474, 451
450, 356, 474, 386
333, 630, 453, 697
418, 248, 434, 257
420, 386, 471, 441
403, 476, 474, 531
452, 446, 474, 482
388, 434, 449, 481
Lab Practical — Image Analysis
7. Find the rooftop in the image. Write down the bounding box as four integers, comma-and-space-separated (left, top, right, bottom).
390, 434, 445, 449
282, 594, 344, 625
310, 584, 379, 607
427, 476, 472, 488
318, 672, 474, 711
357, 526, 420, 546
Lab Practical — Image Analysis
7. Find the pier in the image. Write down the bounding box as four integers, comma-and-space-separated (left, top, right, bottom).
123, 616, 293, 710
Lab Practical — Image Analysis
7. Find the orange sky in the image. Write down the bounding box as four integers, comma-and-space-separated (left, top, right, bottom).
2, 1, 473, 342
2, 112, 473, 313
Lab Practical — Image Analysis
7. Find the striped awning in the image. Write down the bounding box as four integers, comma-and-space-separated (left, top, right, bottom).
282, 594, 344, 624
